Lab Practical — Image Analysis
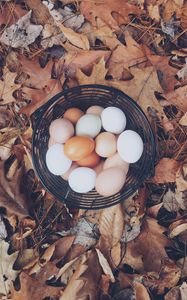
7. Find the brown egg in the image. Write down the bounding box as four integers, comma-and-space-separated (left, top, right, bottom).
64, 108, 84, 125
64, 136, 95, 161
77, 151, 100, 168
86, 105, 104, 116
94, 160, 104, 175
61, 162, 78, 181
95, 167, 126, 196
103, 153, 129, 174
95, 132, 117, 157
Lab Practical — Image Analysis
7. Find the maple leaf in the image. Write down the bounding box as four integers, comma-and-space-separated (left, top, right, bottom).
107, 31, 148, 80
80, 0, 142, 30
76, 58, 173, 132
0, 161, 29, 218
0, 67, 21, 104
0, 240, 19, 297
122, 217, 172, 272
153, 158, 180, 184
11, 262, 61, 300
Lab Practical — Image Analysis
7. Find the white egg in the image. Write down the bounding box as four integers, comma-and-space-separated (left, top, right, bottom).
46, 144, 72, 175
76, 114, 102, 138
117, 130, 143, 163
101, 107, 126, 134
68, 167, 96, 193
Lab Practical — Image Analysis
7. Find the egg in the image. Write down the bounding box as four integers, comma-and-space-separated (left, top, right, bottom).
46, 144, 72, 175
95, 132, 117, 157
117, 130, 143, 163
68, 167, 96, 193
86, 105, 104, 116
64, 136, 95, 161
49, 118, 74, 143
76, 114, 101, 138
63, 108, 84, 124
95, 167, 126, 196
101, 107, 126, 134
77, 151, 100, 168
103, 153, 129, 174
48, 137, 57, 148
94, 160, 104, 175
61, 162, 78, 181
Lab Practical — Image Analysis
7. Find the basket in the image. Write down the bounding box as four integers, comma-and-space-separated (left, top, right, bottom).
31, 84, 156, 209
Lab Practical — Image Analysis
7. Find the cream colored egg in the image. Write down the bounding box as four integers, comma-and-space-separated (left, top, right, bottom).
103, 153, 129, 174
94, 160, 105, 175
61, 162, 78, 181
86, 105, 104, 116
49, 118, 74, 143
95, 132, 117, 157
95, 167, 126, 196
48, 137, 57, 148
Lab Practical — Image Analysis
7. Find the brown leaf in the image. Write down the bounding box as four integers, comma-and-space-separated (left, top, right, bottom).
107, 31, 148, 80
153, 158, 180, 184
180, 282, 187, 300
164, 286, 181, 300
96, 249, 115, 282
20, 79, 62, 116
164, 85, 187, 112
122, 218, 171, 272
162, 0, 183, 21
11, 262, 61, 300
80, 0, 141, 30
179, 112, 187, 126
168, 219, 187, 238
147, 54, 178, 92
24, 0, 51, 25
53, 236, 75, 260
181, 2, 187, 29
0, 162, 29, 218
0, 3, 27, 26
0, 67, 21, 104
134, 282, 151, 300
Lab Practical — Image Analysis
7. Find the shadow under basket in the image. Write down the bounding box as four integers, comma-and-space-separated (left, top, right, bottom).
31, 84, 156, 210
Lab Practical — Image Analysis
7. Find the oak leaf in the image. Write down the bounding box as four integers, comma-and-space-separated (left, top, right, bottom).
11, 262, 61, 300
0, 67, 21, 104
0, 161, 29, 218
122, 217, 171, 272
95, 249, 115, 282
163, 85, 187, 112
80, 0, 142, 30
162, 0, 184, 21
153, 158, 180, 183
0, 3, 27, 26
0, 240, 19, 297
134, 282, 151, 300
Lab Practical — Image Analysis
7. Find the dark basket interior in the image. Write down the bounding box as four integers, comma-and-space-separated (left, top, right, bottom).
31, 84, 156, 209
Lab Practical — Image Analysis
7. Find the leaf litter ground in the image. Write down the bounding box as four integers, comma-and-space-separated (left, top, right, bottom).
0, 0, 187, 299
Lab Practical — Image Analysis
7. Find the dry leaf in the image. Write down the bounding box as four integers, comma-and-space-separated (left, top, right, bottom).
164, 85, 187, 112
176, 164, 187, 192
80, 0, 141, 30
163, 189, 180, 212
168, 219, 187, 238
153, 158, 180, 184
179, 112, 187, 126
177, 257, 187, 278
180, 282, 187, 300
162, 0, 184, 21
0, 3, 27, 26
0, 240, 19, 297
0, 11, 43, 48
0, 161, 29, 218
95, 248, 115, 282
57, 22, 90, 50
107, 31, 148, 80
11, 262, 61, 300
0, 67, 21, 104
122, 218, 171, 272
134, 282, 151, 300
164, 286, 181, 300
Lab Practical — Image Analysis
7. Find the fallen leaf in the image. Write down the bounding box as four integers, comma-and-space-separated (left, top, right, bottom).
0, 11, 43, 48
0, 240, 19, 297
96, 248, 115, 282
107, 31, 148, 80
0, 161, 29, 218
121, 223, 141, 242
163, 189, 180, 212
0, 3, 27, 26
0, 67, 21, 104
11, 262, 61, 300
162, 0, 184, 21
181, 2, 187, 29
179, 112, 187, 126
164, 286, 181, 300
24, 0, 51, 25
176, 163, 187, 192
164, 85, 187, 112
168, 219, 187, 238
142, 260, 181, 294
57, 22, 90, 50
122, 218, 171, 272
153, 158, 180, 184
134, 282, 151, 300
80, 0, 141, 30
177, 257, 187, 278
180, 282, 187, 300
